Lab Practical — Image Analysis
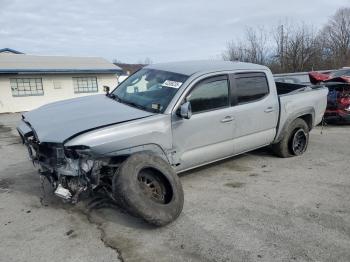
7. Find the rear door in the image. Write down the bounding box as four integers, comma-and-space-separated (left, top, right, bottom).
230, 72, 279, 154
172, 75, 235, 171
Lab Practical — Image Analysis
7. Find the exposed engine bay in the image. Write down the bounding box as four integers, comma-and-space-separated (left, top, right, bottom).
21, 131, 117, 204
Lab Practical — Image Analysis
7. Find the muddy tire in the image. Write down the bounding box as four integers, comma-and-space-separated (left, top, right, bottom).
272, 118, 309, 158
112, 152, 184, 226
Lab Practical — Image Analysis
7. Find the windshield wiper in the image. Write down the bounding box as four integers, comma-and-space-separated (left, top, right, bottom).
108, 93, 157, 112
120, 99, 149, 111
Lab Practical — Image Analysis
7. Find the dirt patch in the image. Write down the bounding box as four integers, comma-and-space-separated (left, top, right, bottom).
0, 124, 12, 133
223, 161, 252, 172
224, 182, 245, 188
0, 178, 14, 190
0, 124, 21, 146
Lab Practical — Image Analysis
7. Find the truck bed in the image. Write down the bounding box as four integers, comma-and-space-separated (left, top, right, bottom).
274, 81, 328, 143
275, 81, 325, 95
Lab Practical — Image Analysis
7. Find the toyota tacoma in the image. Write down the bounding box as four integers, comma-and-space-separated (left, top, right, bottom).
17, 60, 328, 226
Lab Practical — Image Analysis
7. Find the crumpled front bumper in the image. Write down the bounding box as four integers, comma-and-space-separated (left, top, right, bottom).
17, 119, 98, 202
17, 119, 82, 175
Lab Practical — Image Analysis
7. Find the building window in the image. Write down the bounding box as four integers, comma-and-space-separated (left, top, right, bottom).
10, 78, 44, 97
73, 77, 98, 93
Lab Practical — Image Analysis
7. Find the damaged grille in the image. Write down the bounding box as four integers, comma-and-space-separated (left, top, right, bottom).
21, 130, 66, 169
18, 119, 112, 204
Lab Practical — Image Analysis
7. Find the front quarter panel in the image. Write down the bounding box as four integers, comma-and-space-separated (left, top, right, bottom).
64, 114, 172, 158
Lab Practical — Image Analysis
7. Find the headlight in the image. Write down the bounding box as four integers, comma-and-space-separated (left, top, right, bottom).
64, 145, 91, 158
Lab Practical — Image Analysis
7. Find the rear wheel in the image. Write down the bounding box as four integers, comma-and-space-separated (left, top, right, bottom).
272, 118, 309, 158
291, 128, 308, 155
112, 152, 184, 226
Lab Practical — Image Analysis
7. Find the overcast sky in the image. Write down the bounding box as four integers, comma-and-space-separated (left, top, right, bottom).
1, 0, 349, 63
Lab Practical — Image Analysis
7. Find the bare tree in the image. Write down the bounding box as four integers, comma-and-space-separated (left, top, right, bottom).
272, 23, 320, 73
137, 57, 153, 65
222, 7, 350, 73
223, 27, 269, 64
144, 57, 153, 65
320, 7, 350, 68
112, 58, 123, 64
245, 27, 269, 65
222, 41, 246, 61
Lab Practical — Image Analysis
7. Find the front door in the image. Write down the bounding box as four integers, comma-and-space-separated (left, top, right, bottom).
171, 75, 234, 171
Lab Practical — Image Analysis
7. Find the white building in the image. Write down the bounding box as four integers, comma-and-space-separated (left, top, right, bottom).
0, 49, 122, 113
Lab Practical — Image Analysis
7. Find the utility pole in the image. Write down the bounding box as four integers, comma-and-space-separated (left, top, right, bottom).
280, 24, 284, 72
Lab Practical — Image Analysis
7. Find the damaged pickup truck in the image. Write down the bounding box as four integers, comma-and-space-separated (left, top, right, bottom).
17, 61, 328, 226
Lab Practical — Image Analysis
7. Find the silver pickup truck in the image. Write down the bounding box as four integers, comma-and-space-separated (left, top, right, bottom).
17, 60, 328, 226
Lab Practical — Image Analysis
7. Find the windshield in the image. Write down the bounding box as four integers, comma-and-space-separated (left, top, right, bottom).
111, 69, 189, 113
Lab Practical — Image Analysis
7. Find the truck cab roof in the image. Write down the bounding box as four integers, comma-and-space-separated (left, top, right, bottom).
146, 60, 268, 76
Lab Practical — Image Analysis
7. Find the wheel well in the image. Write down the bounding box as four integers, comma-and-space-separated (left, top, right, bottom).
299, 114, 313, 131
108, 149, 168, 165
109, 155, 129, 165
106, 145, 170, 165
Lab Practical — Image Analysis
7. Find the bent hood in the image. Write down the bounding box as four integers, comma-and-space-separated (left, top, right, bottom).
19, 94, 154, 143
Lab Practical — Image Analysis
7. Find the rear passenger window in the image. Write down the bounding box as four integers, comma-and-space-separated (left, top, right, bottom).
188, 77, 229, 113
235, 73, 269, 104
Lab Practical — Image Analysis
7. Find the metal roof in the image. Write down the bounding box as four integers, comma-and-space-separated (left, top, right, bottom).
0, 48, 24, 54
146, 60, 268, 75
0, 54, 122, 74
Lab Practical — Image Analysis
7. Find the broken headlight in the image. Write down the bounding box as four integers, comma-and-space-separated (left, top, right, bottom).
64, 145, 91, 159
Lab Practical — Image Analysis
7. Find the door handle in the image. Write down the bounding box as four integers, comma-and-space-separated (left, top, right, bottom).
264, 107, 274, 113
221, 116, 234, 123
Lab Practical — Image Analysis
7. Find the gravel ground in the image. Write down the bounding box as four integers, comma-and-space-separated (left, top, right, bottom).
0, 113, 349, 262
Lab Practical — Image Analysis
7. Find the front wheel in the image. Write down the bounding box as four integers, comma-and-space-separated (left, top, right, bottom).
112, 152, 184, 226
272, 118, 310, 158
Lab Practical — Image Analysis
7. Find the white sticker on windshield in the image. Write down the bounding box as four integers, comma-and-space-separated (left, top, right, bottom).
162, 80, 183, 89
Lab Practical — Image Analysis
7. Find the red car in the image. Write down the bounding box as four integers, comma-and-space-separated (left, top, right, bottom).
309, 70, 350, 123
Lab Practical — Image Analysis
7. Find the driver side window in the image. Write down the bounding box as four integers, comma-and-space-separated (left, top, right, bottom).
188, 76, 229, 114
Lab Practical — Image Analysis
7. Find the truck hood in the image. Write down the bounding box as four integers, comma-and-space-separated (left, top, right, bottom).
21, 94, 154, 143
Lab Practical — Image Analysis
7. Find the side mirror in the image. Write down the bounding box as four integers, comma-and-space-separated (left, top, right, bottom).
179, 101, 192, 119
103, 86, 110, 95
